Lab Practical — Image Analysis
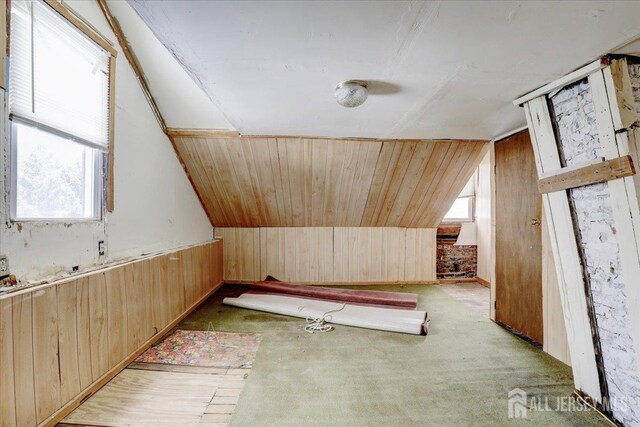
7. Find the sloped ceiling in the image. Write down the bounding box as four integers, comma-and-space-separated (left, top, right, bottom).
172, 135, 488, 228
128, 0, 640, 140
105, 0, 232, 129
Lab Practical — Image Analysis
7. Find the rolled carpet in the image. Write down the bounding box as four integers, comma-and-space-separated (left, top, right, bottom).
250, 276, 418, 310
223, 293, 429, 335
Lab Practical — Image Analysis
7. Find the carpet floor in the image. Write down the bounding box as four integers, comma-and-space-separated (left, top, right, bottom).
180, 284, 609, 426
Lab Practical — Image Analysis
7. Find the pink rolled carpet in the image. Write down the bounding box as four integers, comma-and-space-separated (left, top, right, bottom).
249, 276, 418, 310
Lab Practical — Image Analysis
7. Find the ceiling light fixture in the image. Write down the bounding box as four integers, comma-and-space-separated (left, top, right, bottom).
334, 80, 368, 108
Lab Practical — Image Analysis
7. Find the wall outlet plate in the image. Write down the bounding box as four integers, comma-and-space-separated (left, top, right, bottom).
0, 255, 9, 278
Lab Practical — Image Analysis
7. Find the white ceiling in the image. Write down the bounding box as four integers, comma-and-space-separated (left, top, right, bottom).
127, 0, 640, 140
106, 0, 232, 129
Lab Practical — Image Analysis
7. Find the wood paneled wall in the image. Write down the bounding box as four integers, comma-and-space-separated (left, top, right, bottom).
0, 241, 223, 427
172, 134, 488, 228
261, 227, 334, 282
216, 228, 436, 283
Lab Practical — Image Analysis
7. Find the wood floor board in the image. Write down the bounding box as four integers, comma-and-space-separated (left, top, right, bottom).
128, 362, 228, 375
64, 350, 251, 427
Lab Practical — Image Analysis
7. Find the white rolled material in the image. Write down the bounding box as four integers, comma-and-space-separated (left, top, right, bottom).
223, 293, 428, 335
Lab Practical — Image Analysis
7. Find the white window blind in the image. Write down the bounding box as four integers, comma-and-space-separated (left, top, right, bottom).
458, 175, 475, 198
9, 0, 110, 149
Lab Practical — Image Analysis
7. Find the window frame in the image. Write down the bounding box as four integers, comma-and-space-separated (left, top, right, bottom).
7, 0, 117, 223
9, 119, 104, 221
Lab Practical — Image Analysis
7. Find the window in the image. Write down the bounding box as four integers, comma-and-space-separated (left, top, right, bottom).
9, 0, 115, 220
444, 197, 473, 222
443, 176, 474, 222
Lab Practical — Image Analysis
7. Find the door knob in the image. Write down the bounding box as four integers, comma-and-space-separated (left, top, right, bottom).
530, 219, 541, 226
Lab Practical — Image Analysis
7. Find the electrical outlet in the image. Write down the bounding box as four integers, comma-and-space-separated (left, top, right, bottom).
98, 240, 105, 256
0, 255, 9, 278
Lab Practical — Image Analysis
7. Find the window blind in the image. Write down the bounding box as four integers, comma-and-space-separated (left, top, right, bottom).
9, 0, 110, 149
458, 175, 475, 198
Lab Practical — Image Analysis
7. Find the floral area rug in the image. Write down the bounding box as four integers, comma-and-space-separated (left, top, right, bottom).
136, 329, 263, 368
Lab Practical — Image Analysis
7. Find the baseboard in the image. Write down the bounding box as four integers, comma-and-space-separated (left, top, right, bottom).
223, 280, 439, 286
41, 280, 224, 427
476, 277, 490, 287
438, 278, 478, 284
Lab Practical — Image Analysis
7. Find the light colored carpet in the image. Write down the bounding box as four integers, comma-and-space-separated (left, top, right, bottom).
180, 284, 609, 427
438, 282, 490, 317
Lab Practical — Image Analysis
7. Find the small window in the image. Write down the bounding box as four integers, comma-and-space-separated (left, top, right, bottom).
9, 0, 113, 220
444, 197, 473, 222
443, 175, 474, 222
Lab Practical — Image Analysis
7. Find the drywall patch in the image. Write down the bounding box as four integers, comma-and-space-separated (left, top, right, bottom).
551, 79, 640, 425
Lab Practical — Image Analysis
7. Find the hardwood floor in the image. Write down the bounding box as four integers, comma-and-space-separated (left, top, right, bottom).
61, 363, 250, 426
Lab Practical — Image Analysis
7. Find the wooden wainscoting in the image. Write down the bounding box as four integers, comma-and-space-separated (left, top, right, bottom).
0, 241, 223, 427
216, 227, 436, 283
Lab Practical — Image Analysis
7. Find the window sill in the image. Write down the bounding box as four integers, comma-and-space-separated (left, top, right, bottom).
10, 218, 104, 225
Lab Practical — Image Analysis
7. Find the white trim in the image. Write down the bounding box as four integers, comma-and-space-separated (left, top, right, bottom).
513, 57, 608, 106
524, 97, 603, 402
492, 125, 528, 142
591, 69, 640, 374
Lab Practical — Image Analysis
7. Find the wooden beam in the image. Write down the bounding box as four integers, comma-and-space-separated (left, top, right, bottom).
107, 55, 116, 212
96, 0, 167, 134
166, 128, 241, 138
242, 134, 487, 144
537, 155, 635, 194
604, 58, 638, 130
167, 129, 488, 145
223, 279, 438, 286
513, 57, 609, 106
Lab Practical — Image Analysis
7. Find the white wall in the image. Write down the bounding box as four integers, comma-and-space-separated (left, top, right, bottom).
475, 149, 492, 283
0, 0, 213, 282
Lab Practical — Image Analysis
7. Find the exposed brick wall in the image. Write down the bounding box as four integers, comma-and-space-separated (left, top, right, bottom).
551, 78, 640, 426
436, 224, 477, 279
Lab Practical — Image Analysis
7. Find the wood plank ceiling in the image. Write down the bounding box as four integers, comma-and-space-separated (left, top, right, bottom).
171, 133, 488, 228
